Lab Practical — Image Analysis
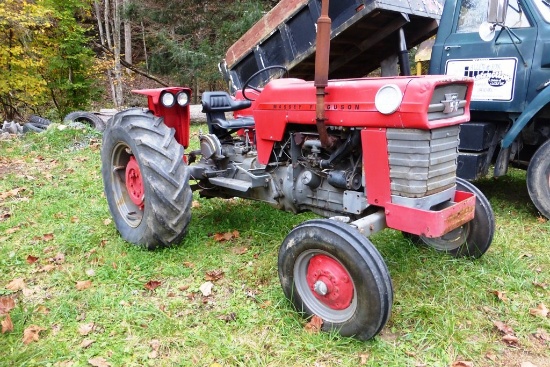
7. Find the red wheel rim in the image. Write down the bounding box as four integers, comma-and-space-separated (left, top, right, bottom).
125, 156, 144, 209
306, 254, 354, 310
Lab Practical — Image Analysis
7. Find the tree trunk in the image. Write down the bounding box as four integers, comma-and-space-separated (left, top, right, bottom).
112, 0, 123, 107
123, 0, 132, 69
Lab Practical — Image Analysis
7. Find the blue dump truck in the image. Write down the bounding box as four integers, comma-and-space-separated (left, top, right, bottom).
221, 0, 550, 218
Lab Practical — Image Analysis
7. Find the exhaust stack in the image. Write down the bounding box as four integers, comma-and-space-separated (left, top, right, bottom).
314, 0, 335, 149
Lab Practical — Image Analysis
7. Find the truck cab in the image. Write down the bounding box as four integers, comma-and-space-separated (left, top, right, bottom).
430, 0, 550, 216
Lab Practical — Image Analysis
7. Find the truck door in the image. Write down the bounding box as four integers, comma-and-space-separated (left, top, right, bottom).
431, 0, 537, 113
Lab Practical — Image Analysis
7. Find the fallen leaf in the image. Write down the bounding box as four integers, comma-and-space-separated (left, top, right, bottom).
191, 200, 200, 208
35, 305, 50, 315
490, 290, 508, 302
144, 280, 161, 291
103, 218, 112, 226
1, 314, 13, 333
536, 216, 547, 223
5, 226, 21, 234
42, 233, 54, 241
39, 264, 56, 273
51, 324, 62, 335
76, 281, 92, 291
178, 285, 190, 291
183, 262, 195, 268
359, 353, 369, 365
533, 328, 550, 342
493, 320, 514, 335
26, 255, 39, 264
23, 325, 45, 344
529, 303, 549, 318
502, 334, 519, 345
304, 315, 323, 333
5, 278, 26, 291
213, 232, 234, 242
451, 361, 473, 367
533, 282, 548, 289
232, 247, 248, 255
70, 216, 80, 223
80, 339, 95, 348
520, 362, 538, 367
78, 323, 95, 336
148, 339, 160, 358
88, 357, 111, 367
49, 253, 65, 264
205, 270, 224, 281
0, 297, 15, 314
199, 281, 214, 296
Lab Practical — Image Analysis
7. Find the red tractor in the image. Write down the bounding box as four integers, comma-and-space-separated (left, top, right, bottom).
100, 1, 494, 341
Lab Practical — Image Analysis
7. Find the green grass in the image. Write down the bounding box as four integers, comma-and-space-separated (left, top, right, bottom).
1, 126, 549, 367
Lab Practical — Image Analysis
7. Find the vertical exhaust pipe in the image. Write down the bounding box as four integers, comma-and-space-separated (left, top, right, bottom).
315, 0, 335, 149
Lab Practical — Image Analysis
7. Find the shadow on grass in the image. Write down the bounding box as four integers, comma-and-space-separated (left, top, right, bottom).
472, 168, 539, 217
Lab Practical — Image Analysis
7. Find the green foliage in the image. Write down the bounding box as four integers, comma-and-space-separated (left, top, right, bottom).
131, 0, 272, 89
0, 0, 97, 121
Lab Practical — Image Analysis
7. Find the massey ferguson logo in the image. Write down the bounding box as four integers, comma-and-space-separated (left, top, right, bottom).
441, 93, 459, 114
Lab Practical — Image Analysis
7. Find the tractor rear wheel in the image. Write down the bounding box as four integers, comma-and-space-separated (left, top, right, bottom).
278, 219, 393, 340
101, 109, 192, 250
403, 178, 494, 258
527, 139, 550, 219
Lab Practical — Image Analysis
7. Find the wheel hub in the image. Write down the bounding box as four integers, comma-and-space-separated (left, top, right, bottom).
125, 156, 144, 209
306, 254, 353, 310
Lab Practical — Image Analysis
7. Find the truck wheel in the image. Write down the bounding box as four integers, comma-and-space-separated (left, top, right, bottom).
403, 178, 494, 258
527, 140, 550, 219
29, 115, 52, 127
101, 109, 192, 250
64, 111, 106, 131
278, 219, 393, 340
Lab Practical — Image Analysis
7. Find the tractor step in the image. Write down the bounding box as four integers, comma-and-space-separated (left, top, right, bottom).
208, 177, 252, 192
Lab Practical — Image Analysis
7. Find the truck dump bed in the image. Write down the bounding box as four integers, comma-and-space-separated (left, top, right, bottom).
220, 0, 442, 93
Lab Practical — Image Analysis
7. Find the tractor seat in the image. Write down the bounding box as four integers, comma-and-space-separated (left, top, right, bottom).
201, 91, 254, 129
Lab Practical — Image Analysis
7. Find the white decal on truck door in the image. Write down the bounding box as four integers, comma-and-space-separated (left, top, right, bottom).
445, 58, 517, 101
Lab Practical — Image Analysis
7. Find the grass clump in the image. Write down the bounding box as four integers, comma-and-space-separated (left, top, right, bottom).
0, 126, 549, 366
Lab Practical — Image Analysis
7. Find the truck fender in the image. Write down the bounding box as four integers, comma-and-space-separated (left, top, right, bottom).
501, 86, 550, 148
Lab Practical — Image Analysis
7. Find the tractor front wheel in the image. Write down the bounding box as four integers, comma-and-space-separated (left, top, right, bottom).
101, 109, 192, 250
278, 219, 393, 340
527, 139, 550, 219
404, 178, 494, 258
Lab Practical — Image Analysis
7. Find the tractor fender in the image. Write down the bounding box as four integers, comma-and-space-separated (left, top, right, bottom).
501, 86, 550, 148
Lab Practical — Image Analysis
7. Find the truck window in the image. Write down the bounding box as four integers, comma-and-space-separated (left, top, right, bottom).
457, 0, 531, 33
533, 0, 550, 22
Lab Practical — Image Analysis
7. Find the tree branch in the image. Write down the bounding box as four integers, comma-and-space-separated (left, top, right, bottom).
94, 42, 169, 87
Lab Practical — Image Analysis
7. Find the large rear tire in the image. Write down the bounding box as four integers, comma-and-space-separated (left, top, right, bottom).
403, 178, 494, 258
527, 139, 550, 219
278, 219, 393, 340
101, 109, 192, 250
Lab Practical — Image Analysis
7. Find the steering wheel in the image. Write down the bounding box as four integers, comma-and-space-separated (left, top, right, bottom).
242, 65, 289, 101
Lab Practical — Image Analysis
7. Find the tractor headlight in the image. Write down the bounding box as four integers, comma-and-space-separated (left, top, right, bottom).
160, 92, 176, 107
374, 84, 403, 115
176, 91, 190, 106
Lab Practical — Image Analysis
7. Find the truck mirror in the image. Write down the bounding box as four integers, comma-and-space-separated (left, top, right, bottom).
487, 0, 508, 24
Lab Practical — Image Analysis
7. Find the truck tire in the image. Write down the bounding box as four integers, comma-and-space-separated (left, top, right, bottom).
278, 219, 393, 340
23, 122, 48, 133
527, 140, 550, 219
64, 111, 106, 131
29, 115, 52, 127
403, 178, 495, 258
101, 109, 192, 250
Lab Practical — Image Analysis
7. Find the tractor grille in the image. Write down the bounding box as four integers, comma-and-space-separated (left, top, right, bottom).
428, 84, 469, 121
387, 126, 459, 198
